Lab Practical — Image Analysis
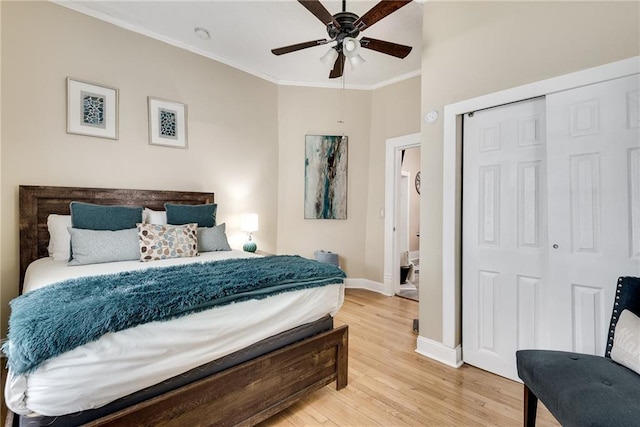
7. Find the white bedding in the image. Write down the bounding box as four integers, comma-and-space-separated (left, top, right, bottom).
6, 251, 345, 417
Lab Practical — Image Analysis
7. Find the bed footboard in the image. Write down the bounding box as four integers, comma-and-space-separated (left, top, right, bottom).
6, 325, 348, 427
81, 325, 348, 427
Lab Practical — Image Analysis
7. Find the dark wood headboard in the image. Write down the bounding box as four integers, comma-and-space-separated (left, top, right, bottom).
19, 185, 215, 292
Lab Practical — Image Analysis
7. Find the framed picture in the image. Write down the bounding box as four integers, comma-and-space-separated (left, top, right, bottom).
67, 77, 118, 139
148, 97, 188, 149
304, 134, 348, 219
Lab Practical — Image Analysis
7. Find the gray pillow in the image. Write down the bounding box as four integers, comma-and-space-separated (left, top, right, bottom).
198, 223, 231, 252
68, 227, 140, 266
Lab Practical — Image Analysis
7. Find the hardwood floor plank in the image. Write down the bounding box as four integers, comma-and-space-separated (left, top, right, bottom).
1, 289, 561, 427
259, 289, 560, 427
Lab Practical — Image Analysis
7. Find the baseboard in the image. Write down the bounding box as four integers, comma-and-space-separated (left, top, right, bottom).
344, 278, 394, 296
398, 283, 417, 291
415, 335, 463, 368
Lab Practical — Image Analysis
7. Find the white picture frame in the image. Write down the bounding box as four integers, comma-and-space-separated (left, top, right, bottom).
148, 97, 188, 149
67, 77, 118, 140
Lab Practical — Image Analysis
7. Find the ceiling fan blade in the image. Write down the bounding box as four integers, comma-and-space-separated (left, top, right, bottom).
353, 0, 412, 32
329, 51, 344, 79
298, 0, 341, 29
271, 39, 329, 56
360, 37, 412, 59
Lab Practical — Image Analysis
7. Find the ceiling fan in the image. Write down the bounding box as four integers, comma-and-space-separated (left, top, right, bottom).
271, 0, 413, 79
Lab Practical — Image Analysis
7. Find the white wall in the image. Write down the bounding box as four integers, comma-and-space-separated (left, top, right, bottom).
0, 1, 280, 336
419, 1, 640, 344
275, 77, 421, 280
364, 78, 421, 282
0, 1, 4, 337
0, 1, 422, 338
276, 86, 372, 276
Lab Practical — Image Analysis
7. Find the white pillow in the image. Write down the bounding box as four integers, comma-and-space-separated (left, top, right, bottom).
611, 309, 640, 375
143, 208, 167, 225
47, 214, 72, 261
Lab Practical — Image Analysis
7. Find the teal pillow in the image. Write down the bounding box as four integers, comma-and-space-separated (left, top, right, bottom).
70, 202, 143, 230
165, 203, 217, 228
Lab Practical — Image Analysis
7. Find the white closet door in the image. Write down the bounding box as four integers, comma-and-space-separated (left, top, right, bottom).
546, 74, 640, 355
462, 98, 547, 381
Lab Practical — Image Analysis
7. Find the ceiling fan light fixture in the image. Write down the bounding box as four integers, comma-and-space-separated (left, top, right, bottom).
342, 37, 365, 69
271, 0, 414, 79
347, 53, 366, 70
342, 37, 359, 55
320, 48, 339, 69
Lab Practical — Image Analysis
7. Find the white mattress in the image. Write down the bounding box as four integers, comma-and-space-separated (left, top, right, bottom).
6, 251, 345, 417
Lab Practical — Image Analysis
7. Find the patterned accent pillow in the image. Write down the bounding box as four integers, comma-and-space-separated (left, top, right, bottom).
611, 309, 640, 375
137, 223, 199, 262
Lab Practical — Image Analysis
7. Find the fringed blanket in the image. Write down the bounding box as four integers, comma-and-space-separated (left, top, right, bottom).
5, 255, 345, 375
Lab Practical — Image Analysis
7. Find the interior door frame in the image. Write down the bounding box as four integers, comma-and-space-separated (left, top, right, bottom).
384, 133, 421, 296
434, 56, 640, 368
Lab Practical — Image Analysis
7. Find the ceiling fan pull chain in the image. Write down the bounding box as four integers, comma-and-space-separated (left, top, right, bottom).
338, 72, 345, 127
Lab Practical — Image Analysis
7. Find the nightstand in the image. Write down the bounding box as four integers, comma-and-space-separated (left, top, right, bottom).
255, 250, 274, 256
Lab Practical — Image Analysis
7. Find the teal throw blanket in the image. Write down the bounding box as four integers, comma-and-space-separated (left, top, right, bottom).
5, 255, 345, 375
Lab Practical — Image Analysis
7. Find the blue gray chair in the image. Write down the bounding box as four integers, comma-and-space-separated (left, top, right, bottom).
516, 276, 640, 427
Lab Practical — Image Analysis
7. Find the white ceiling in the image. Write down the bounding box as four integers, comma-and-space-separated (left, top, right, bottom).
55, 0, 424, 90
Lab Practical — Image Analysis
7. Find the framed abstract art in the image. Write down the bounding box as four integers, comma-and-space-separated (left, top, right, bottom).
67, 77, 118, 140
304, 134, 348, 219
148, 97, 188, 149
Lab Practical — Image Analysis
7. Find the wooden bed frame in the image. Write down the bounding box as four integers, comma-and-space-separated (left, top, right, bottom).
7, 185, 348, 427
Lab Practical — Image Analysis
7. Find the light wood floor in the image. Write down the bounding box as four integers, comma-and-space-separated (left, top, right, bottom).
1, 289, 560, 426
260, 289, 560, 427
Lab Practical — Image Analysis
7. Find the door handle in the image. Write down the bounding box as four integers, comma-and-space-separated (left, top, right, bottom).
552, 244, 559, 249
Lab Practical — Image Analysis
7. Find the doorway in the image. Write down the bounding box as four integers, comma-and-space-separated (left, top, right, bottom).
397, 147, 421, 301
384, 133, 421, 297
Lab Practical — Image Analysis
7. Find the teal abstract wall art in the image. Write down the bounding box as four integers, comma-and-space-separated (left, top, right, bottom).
304, 135, 348, 219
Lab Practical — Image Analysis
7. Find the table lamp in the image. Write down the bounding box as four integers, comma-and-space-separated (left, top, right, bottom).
241, 213, 258, 252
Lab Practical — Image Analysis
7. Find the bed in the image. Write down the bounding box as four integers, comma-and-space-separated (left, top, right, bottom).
4, 185, 348, 427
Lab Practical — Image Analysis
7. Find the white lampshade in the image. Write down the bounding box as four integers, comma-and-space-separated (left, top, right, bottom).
342, 37, 365, 70
320, 48, 339, 69
240, 213, 258, 233
342, 37, 359, 55
347, 53, 365, 69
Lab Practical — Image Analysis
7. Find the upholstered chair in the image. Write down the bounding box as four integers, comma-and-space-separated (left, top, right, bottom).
516, 276, 640, 427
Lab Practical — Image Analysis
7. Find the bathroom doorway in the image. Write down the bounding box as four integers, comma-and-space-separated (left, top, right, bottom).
383, 132, 421, 299
397, 146, 420, 301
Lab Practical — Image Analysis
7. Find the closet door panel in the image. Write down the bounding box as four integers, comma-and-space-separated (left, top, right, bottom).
546, 74, 640, 354
462, 98, 547, 381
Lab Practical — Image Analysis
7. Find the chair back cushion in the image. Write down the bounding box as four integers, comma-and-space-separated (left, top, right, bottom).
606, 276, 640, 358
